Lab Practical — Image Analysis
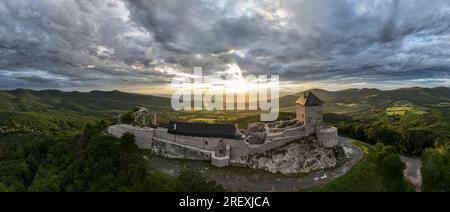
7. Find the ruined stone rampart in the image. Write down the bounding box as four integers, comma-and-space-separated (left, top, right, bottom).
107, 122, 338, 167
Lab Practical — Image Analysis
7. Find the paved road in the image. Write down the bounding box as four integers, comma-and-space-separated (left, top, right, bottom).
400, 156, 422, 192
351, 141, 423, 192
348, 140, 422, 192
146, 137, 363, 192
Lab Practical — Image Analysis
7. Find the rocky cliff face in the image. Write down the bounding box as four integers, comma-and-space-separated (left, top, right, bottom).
246, 136, 347, 174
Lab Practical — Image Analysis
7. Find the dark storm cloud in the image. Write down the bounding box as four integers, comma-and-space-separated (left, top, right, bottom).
0, 0, 450, 92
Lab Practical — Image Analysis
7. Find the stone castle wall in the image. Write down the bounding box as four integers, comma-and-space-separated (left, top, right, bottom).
107, 125, 154, 149
107, 123, 338, 167
152, 137, 211, 160
317, 127, 339, 148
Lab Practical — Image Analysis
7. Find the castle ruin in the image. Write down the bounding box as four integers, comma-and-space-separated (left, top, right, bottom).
108, 92, 339, 168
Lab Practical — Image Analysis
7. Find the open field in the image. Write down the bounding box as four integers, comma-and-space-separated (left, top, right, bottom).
386, 106, 428, 116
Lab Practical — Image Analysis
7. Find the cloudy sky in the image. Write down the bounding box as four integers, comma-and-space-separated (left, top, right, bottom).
1, 0, 450, 94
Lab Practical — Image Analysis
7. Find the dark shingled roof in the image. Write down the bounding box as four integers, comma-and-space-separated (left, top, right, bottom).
296, 91, 324, 106
168, 121, 240, 139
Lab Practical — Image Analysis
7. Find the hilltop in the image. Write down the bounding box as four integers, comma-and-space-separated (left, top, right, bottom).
0, 89, 171, 117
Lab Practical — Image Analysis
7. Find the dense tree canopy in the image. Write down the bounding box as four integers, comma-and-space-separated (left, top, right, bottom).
421, 145, 450, 192
374, 144, 408, 191
0, 112, 223, 192
334, 112, 449, 155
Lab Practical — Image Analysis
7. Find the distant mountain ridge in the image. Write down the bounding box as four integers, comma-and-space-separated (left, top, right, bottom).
0, 89, 171, 115
281, 87, 450, 107
0, 87, 449, 116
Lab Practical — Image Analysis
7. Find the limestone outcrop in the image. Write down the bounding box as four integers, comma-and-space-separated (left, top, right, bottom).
246, 136, 346, 174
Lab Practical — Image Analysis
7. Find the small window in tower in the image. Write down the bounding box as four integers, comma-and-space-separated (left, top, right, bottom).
205, 141, 208, 146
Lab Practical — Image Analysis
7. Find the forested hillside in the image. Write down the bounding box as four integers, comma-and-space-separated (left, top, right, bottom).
0, 89, 171, 117
0, 113, 222, 192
